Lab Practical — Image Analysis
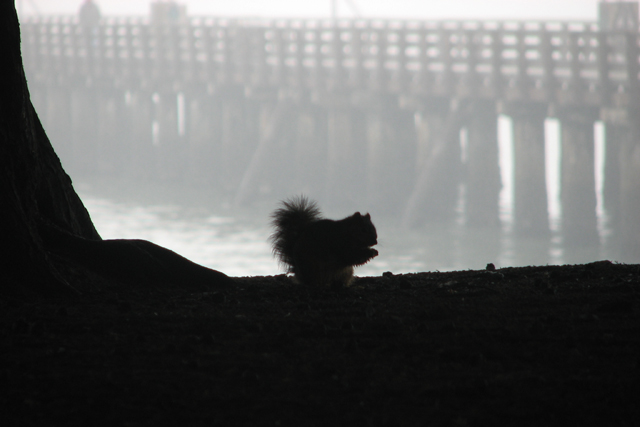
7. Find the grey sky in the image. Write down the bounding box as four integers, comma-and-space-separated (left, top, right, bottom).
18, 0, 601, 20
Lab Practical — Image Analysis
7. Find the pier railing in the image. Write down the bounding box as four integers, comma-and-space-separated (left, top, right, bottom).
21, 16, 639, 107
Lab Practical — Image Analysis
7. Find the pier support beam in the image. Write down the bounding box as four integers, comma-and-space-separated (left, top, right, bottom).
234, 99, 296, 205
96, 87, 128, 176
153, 90, 182, 182
465, 100, 501, 228
293, 103, 328, 197
126, 90, 154, 181
618, 116, 640, 262
602, 107, 640, 262
602, 121, 623, 229
325, 104, 368, 208
504, 102, 549, 236
184, 86, 220, 186
219, 87, 252, 193
557, 107, 599, 249
235, 98, 329, 203
366, 98, 416, 215
403, 98, 463, 227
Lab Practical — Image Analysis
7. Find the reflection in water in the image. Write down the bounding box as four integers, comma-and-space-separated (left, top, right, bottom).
80, 191, 275, 277
75, 175, 606, 279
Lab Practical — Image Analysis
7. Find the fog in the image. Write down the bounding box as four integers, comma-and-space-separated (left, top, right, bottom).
18, 1, 639, 275
18, 0, 598, 20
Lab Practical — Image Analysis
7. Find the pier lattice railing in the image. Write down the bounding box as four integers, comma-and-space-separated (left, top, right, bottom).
21, 16, 639, 107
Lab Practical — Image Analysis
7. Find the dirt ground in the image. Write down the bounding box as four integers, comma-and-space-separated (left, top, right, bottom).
2, 261, 639, 426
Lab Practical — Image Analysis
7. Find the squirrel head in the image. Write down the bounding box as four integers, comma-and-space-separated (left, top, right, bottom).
346, 211, 377, 246
353, 212, 371, 219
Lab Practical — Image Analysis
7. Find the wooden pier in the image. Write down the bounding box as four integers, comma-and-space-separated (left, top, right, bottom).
19, 14, 640, 261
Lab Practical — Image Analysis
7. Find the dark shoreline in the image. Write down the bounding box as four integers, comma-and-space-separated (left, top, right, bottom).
3, 261, 639, 426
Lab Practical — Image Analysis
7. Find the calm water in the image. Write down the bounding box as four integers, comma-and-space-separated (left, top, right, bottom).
74, 174, 603, 279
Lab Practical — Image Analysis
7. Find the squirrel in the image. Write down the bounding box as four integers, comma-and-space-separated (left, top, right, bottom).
270, 196, 378, 287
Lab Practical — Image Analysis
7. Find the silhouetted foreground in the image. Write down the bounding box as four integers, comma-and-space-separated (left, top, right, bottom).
1, 2, 231, 297
3, 261, 639, 426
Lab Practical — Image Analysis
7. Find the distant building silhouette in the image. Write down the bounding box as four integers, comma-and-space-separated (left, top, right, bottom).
78, 0, 101, 28
150, 1, 187, 25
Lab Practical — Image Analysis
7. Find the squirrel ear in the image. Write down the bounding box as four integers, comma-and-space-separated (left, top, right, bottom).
354, 212, 361, 217
364, 213, 370, 219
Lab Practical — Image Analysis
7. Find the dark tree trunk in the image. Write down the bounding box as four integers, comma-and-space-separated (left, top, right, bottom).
1, 2, 231, 296
0, 3, 96, 295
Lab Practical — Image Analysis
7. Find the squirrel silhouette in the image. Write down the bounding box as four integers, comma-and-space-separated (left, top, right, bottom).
270, 196, 378, 287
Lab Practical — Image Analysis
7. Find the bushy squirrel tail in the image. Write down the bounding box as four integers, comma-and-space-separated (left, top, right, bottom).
270, 196, 323, 271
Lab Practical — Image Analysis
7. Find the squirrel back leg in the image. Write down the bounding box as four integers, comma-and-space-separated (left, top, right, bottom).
329, 266, 355, 288
292, 258, 325, 286
293, 258, 354, 287
295, 261, 354, 287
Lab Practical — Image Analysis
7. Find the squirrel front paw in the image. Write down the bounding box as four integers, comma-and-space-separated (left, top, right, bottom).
357, 247, 378, 264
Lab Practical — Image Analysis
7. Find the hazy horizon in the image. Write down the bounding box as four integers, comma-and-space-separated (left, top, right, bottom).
18, 0, 601, 21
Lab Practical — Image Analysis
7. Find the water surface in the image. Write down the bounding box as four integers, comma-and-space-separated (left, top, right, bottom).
75, 176, 589, 279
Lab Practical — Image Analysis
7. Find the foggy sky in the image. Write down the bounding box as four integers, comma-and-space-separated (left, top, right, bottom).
18, 0, 600, 20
